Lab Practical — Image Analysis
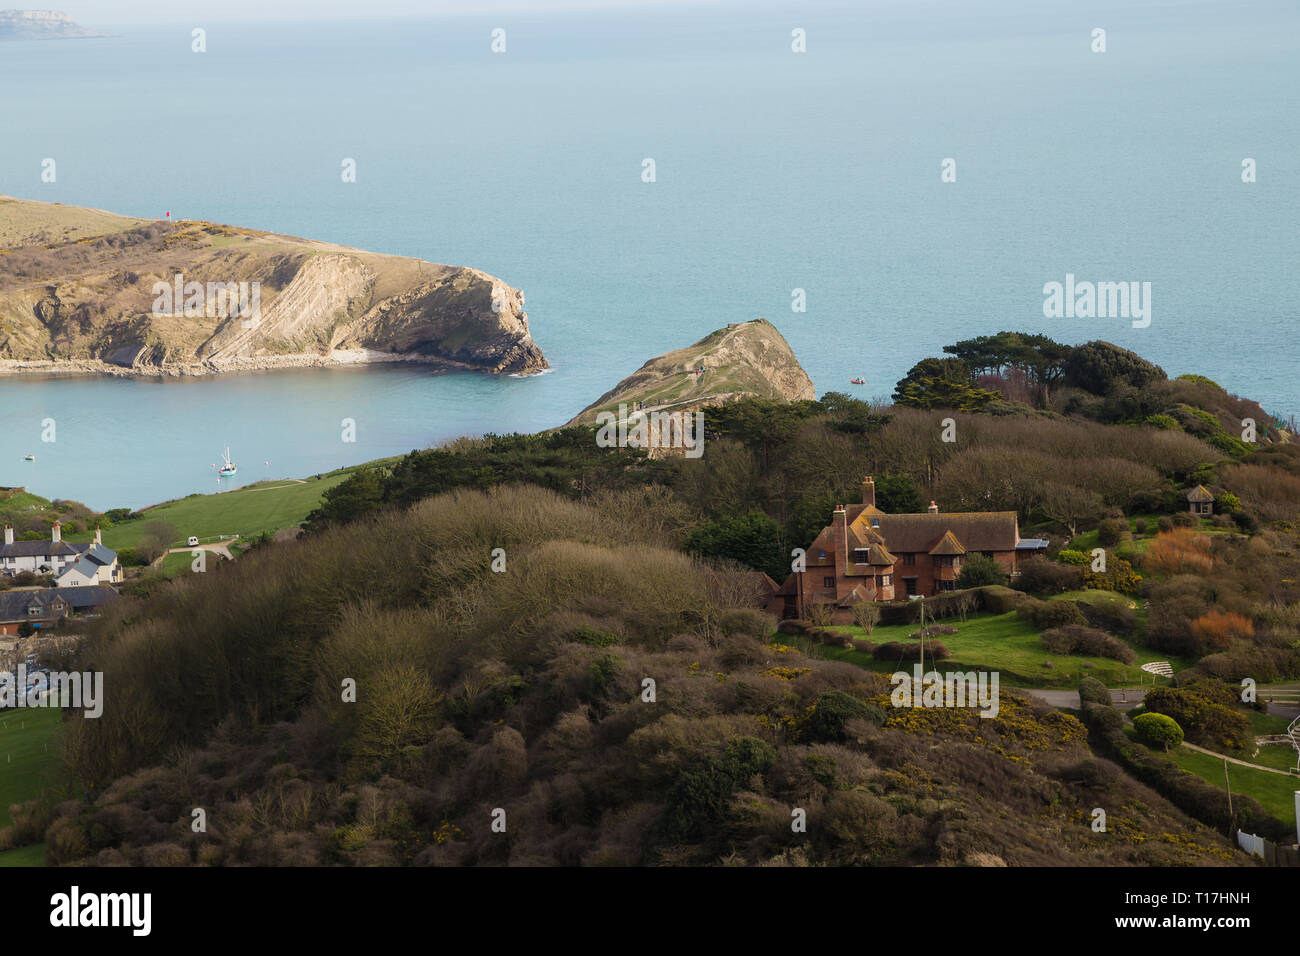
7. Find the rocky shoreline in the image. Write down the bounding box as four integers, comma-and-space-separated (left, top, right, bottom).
0, 348, 550, 380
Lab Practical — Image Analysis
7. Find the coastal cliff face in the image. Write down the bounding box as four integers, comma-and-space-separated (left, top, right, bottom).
0, 197, 547, 377
565, 318, 815, 426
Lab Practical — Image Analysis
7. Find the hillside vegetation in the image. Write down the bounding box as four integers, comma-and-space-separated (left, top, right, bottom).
5, 486, 1245, 866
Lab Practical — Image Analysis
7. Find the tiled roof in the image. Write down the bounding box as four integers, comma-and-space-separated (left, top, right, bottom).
1186, 484, 1214, 503
0, 589, 66, 623
837, 583, 874, 607
929, 530, 967, 555
50, 585, 118, 611
859, 511, 1019, 554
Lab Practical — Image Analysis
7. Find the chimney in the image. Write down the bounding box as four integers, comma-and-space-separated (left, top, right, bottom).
52, 520, 61, 543
3, 525, 11, 546
94, 526, 102, 545
832, 505, 848, 574
927, 500, 939, 514
862, 475, 875, 509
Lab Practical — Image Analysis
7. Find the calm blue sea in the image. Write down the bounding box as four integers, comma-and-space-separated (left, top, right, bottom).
1, 0, 1297, 510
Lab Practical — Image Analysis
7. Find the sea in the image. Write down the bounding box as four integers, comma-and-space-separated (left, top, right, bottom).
0, 0, 1296, 510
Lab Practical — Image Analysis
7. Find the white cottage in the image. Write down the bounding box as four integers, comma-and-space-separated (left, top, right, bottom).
1, 522, 122, 585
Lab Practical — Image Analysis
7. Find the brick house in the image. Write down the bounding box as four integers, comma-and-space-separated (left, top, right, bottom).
771, 476, 1048, 621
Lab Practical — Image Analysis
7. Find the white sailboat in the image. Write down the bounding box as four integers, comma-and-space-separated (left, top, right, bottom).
217, 445, 237, 476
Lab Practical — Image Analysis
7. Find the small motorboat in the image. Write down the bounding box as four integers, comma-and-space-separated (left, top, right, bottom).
849, 378, 865, 385
23, 454, 35, 461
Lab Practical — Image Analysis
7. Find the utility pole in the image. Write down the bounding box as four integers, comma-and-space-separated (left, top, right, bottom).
1223, 758, 1234, 837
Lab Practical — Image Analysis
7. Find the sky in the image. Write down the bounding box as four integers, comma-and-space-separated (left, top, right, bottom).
58, 0, 738, 24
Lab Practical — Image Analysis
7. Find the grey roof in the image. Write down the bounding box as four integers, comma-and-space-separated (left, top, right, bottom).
0, 589, 67, 623
0, 585, 118, 620
50, 585, 118, 611
0, 540, 80, 560
83, 543, 117, 566
61, 557, 100, 579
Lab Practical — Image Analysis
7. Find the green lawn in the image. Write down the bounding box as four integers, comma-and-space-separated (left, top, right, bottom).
0, 706, 63, 829
1068, 514, 1231, 554
66, 460, 393, 552
815, 610, 1190, 688
1164, 744, 1299, 830
0, 843, 44, 867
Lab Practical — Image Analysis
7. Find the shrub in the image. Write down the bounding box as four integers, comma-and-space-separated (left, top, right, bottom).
1041, 625, 1135, 663
850, 638, 876, 655
908, 625, 957, 639
808, 691, 885, 742
663, 737, 776, 840
1082, 701, 1123, 733
1144, 414, 1179, 431
1145, 528, 1214, 575
1133, 712, 1183, 751
1056, 549, 1090, 566
1084, 555, 1142, 595
1078, 594, 1138, 635
979, 585, 1026, 613
805, 603, 834, 627
1156, 516, 1173, 532
1142, 686, 1250, 750
955, 552, 1007, 588
1018, 597, 1087, 630
851, 602, 881, 633
1132, 518, 1147, 535
1014, 555, 1084, 596
1078, 676, 1111, 706
1215, 492, 1242, 515
1097, 518, 1128, 547
1188, 609, 1254, 651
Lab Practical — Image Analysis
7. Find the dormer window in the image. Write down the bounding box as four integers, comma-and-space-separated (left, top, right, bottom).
853, 549, 870, 564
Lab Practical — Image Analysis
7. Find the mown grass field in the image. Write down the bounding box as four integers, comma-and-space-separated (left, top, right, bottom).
65, 459, 395, 552
0, 706, 62, 865
1164, 744, 1299, 829
817, 609, 1190, 688
0, 706, 63, 831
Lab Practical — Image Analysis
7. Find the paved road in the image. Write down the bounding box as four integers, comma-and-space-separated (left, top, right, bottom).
153, 537, 238, 568
1013, 687, 1148, 711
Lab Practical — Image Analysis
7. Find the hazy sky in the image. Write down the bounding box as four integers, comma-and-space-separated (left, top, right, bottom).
63, 0, 735, 24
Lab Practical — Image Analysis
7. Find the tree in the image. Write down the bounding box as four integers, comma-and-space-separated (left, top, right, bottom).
873, 474, 924, 514
892, 357, 999, 411
138, 520, 179, 563
684, 510, 786, 580
1133, 712, 1183, 752
1039, 481, 1105, 538
955, 552, 1007, 588
944, 331, 1071, 391
1063, 341, 1166, 395
304, 466, 386, 530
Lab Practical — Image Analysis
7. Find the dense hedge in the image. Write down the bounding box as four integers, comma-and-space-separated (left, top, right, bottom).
1079, 699, 1289, 841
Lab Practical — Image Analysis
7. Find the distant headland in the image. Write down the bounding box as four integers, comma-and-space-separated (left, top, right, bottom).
0, 10, 107, 40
